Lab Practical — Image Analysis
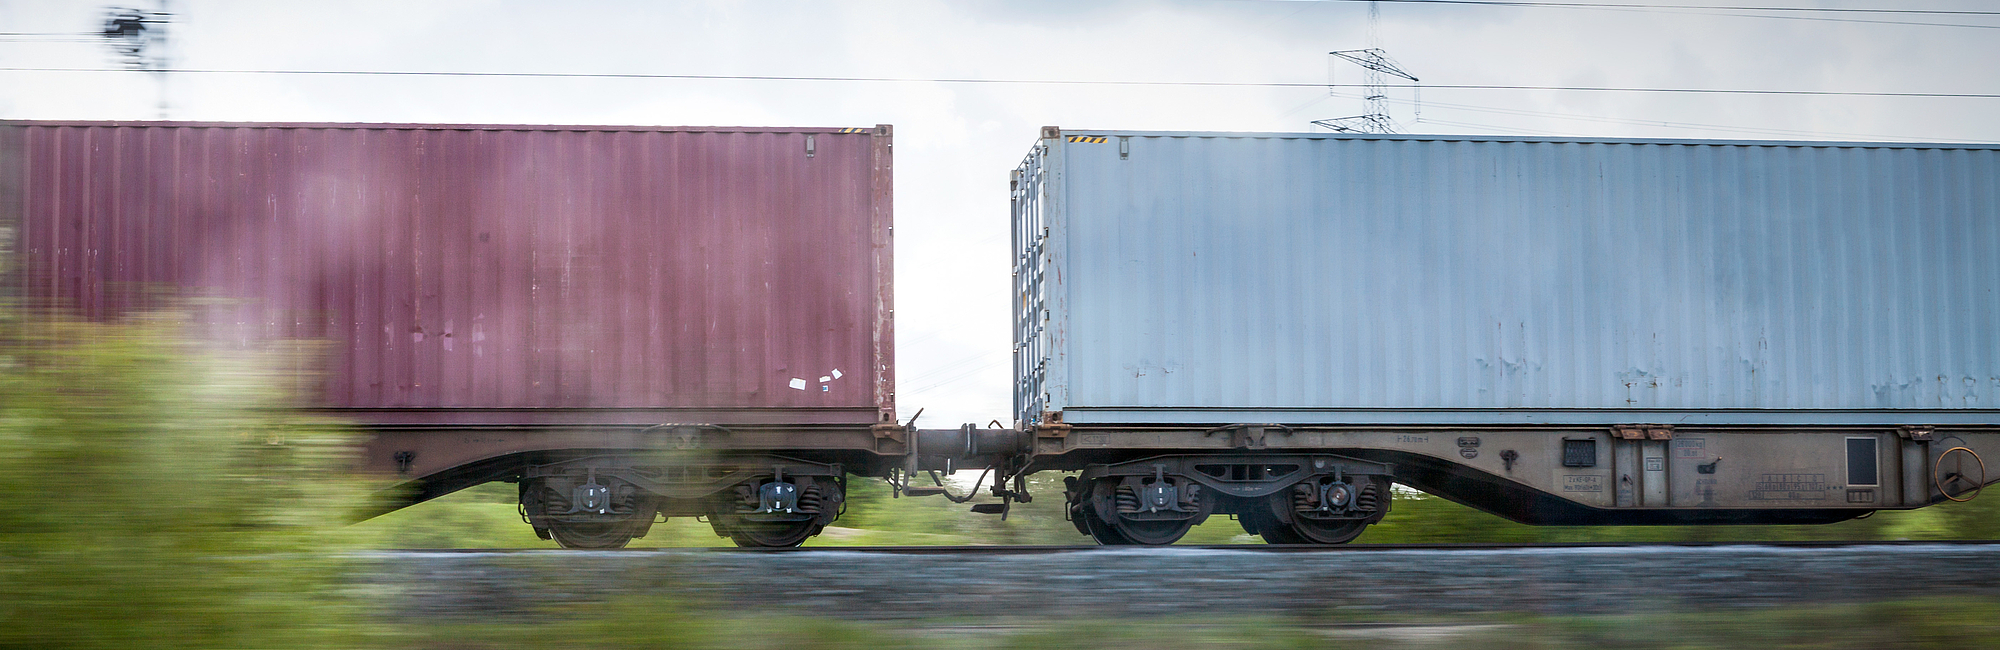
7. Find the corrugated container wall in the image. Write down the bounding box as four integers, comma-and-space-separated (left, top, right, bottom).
1014, 131, 2000, 426
1, 122, 895, 426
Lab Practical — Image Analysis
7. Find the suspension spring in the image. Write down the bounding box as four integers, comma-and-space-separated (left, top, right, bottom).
1356, 481, 1381, 512
1292, 482, 1317, 512
1114, 485, 1140, 514
798, 483, 823, 515
541, 486, 571, 515
611, 485, 638, 515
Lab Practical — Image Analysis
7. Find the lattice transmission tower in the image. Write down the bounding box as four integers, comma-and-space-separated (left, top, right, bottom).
1313, 2, 1420, 134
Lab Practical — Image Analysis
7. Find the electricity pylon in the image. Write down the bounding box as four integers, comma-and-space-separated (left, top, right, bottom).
100, 3, 171, 118
1313, 2, 1419, 134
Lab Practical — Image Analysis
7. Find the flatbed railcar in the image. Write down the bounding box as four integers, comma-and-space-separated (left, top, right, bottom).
2, 121, 901, 548
4, 120, 1997, 547
1011, 127, 2000, 545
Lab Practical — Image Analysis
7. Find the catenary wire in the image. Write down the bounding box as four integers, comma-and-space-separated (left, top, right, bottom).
1385, 94, 1998, 142
1, 67, 1995, 99
1297, 84, 1993, 142
5, 64, 1982, 144
1285, 0, 2000, 16
1235, 0, 2000, 29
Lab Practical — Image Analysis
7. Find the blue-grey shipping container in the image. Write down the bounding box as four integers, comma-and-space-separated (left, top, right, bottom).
1012, 129, 2000, 428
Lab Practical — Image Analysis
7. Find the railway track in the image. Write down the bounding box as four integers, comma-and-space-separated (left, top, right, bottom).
361, 541, 2000, 621
382, 539, 2000, 554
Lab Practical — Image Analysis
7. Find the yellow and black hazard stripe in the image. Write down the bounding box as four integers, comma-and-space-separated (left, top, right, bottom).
1067, 135, 1108, 143
837, 127, 869, 134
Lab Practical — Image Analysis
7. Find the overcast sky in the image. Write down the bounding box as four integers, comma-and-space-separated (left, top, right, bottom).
3, 0, 1996, 427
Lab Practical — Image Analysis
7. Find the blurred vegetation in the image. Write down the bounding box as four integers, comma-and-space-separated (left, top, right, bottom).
0, 311, 377, 649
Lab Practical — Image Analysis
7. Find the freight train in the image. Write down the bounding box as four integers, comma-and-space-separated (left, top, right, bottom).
5, 121, 1997, 547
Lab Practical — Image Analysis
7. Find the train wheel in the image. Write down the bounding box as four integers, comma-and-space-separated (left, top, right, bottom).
1079, 507, 1136, 545
712, 517, 819, 548
1063, 477, 1094, 536
521, 477, 655, 549
1070, 480, 1133, 544
1081, 478, 1201, 546
1288, 518, 1369, 544
547, 520, 643, 549
1276, 476, 1386, 544
1110, 516, 1196, 545
707, 475, 841, 547
1069, 507, 1094, 536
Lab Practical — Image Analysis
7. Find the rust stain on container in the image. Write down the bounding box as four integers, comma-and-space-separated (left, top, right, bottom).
2, 121, 895, 426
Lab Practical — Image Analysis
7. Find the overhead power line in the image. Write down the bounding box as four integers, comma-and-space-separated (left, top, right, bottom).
2, 67, 1995, 99
1400, 94, 1997, 142
1291, 82, 1992, 143
1272, 0, 2000, 29
0, 32, 99, 42
1304, 0, 2000, 16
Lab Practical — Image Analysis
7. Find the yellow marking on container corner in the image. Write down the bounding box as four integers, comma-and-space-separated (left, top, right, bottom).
1067, 135, 1109, 143
838, 127, 869, 134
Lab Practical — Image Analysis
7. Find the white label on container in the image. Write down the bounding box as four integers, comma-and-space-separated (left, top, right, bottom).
788, 378, 807, 390
1560, 475, 1605, 493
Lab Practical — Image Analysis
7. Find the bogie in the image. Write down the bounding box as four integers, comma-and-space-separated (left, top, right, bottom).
515, 470, 661, 549
517, 457, 848, 549
1077, 474, 1213, 545
1063, 455, 1390, 546
708, 475, 845, 548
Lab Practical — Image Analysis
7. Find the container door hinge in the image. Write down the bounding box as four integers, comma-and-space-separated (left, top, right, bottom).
871, 422, 908, 443
1032, 411, 1071, 438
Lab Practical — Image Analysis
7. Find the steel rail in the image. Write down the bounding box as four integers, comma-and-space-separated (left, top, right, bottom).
376, 540, 2000, 554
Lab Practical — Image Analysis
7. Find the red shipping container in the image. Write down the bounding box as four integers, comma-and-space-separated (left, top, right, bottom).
0, 122, 895, 428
